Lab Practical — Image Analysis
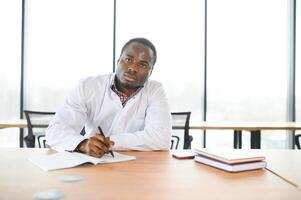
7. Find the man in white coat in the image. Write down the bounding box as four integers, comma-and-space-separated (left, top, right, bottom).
46, 38, 172, 158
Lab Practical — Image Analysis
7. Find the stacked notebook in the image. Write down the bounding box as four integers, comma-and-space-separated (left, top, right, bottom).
194, 148, 267, 172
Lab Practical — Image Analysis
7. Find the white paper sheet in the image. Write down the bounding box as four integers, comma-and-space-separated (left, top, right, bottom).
28, 151, 136, 171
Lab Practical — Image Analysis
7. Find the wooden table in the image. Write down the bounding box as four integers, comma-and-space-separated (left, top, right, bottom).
0, 119, 27, 129
190, 121, 301, 149
262, 150, 301, 189
2, 120, 301, 149
0, 148, 300, 200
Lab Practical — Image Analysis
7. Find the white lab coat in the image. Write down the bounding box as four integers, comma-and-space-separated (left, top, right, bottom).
46, 73, 172, 151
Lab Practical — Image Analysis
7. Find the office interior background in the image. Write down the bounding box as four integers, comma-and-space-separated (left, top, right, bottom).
0, 0, 300, 149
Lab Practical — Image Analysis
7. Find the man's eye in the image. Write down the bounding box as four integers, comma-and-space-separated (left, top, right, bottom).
125, 58, 132, 63
139, 63, 148, 69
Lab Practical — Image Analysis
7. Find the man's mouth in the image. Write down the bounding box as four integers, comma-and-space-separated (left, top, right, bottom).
124, 73, 137, 82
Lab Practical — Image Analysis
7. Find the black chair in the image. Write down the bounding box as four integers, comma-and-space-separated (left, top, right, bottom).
296, 134, 301, 149
171, 135, 180, 150
23, 110, 55, 148
170, 112, 193, 149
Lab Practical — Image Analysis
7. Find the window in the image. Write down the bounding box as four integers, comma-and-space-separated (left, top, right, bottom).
116, 0, 205, 148
0, 0, 22, 147
24, 0, 113, 111
207, 0, 288, 148
296, 0, 301, 144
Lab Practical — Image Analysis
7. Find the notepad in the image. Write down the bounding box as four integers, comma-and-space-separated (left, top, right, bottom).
28, 151, 136, 171
172, 150, 196, 159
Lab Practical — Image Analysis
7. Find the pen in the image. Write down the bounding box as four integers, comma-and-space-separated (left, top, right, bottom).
97, 126, 115, 157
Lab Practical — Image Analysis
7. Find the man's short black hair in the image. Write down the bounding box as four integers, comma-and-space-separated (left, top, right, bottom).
120, 38, 157, 65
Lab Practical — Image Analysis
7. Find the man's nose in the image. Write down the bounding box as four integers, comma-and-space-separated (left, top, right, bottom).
128, 63, 139, 72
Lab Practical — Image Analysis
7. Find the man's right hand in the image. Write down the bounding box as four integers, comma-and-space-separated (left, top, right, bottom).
77, 134, 114, 158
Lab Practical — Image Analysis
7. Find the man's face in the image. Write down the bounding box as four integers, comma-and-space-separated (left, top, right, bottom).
116, 42, 154, 89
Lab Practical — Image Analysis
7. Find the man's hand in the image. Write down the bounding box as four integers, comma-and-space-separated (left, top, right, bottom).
77, 134, 114, 158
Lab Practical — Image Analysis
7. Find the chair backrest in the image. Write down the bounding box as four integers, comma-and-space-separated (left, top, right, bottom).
23, 110, 55, 148
170, 112, 192, 149
296, 134, 301, 149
